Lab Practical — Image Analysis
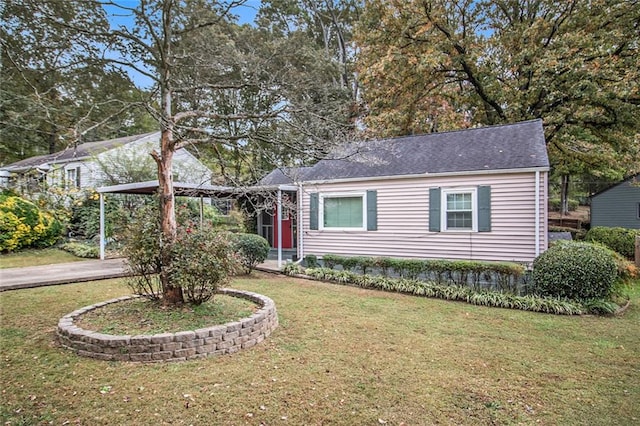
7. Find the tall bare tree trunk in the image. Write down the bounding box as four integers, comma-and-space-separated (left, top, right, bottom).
561, 174, 570, 216
156, 129, 182, 305
154, 0, 182, 305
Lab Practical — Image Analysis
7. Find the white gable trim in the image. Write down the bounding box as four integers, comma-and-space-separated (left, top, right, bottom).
300, 166, 550, 186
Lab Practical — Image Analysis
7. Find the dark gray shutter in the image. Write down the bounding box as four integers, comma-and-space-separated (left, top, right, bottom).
478, 185, 491, 232
76, 167, 81, 188
366, 190, 377, 231
429, 187, 441, 232
310, 193, 319, 230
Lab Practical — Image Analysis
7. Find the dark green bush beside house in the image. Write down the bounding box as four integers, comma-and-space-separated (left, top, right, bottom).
532, 241, 618, 300
585, 226, 640, 259
232, 233, 270, 274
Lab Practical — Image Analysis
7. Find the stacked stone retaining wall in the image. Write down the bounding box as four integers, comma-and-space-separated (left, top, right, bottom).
57, 289, 278, 362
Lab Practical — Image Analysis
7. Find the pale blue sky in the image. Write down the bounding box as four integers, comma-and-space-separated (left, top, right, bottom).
103, 1, 260, 88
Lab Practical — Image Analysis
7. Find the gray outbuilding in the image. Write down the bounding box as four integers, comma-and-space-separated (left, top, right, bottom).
590, 174, 640, 229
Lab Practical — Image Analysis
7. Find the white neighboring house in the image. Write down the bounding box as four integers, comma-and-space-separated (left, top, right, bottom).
0, 132, 213, 191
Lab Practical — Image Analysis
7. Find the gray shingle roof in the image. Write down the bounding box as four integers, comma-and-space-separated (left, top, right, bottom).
261, 120, 548, 184
3, 132, 160, 171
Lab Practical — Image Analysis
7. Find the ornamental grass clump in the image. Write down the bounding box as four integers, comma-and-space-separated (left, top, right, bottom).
532, 241, 618, 301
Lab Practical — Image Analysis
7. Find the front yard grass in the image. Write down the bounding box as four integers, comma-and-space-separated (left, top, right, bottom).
1, 273, 638, 425
0, 248, 86, 269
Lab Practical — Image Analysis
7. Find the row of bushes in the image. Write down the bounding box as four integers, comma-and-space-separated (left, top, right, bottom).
284, 266, 618, 315
289, 240, 628, 315
308, 254, 527, 294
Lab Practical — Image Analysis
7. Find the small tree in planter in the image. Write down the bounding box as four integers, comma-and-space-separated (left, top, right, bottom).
122, 204, 240, 305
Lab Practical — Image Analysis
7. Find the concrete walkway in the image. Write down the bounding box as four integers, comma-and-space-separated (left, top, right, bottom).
0, 258, 283, 292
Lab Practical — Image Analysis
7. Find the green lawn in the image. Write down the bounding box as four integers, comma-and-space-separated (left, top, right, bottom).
0, 248, 86, 269
1, 273, 638, 425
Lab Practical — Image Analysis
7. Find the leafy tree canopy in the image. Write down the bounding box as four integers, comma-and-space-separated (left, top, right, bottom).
0, 0, 158, 165
356, 0, 640, 185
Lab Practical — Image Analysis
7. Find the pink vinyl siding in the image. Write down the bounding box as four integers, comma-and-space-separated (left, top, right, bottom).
301, 171, 547, 264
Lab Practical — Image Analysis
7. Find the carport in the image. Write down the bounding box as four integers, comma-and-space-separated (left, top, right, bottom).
96, 180, 300, 268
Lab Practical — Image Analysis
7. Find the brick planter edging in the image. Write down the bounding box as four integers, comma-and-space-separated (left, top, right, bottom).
57, 289, 278, 362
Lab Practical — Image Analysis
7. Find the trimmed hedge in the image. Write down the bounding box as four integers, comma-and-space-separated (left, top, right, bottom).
299, 267, 587, 315
532, 241, 618, 300
585, 226, 640, 259
319, 254, 526, 294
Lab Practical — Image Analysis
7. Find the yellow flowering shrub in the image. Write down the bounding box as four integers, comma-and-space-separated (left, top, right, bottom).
0, 195, 62, 252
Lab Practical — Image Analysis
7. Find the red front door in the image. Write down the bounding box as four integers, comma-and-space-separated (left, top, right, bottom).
272, 204, 293, 249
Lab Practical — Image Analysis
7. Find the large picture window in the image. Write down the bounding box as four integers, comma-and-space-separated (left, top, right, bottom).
321, 194, 364, 229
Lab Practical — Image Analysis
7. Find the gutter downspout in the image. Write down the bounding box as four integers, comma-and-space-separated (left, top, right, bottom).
297, 183, 304, 262
535, 170, 541, 257
99, 193, 105, 260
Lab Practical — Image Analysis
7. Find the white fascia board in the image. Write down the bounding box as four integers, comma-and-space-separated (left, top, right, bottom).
97, 180, 160, 193
299, 167, 550, 186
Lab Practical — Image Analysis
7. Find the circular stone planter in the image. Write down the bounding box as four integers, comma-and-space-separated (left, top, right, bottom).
57, 289, 278, 363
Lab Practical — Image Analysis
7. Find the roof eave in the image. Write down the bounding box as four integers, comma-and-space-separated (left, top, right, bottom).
300, 166, 550, 186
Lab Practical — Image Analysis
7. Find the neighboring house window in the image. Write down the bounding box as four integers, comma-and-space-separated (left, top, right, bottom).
66, 167, 81, 188
309, 190, 377, 231
321, 193, 365, 229
429, 186, 491, 232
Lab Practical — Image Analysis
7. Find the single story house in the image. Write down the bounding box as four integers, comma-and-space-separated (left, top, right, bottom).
590, 173, 640, 229
259, 119, 549, 264
0, 132, 213, 191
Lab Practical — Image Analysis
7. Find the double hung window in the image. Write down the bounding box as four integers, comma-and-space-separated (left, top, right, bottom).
444, 190, 475, 231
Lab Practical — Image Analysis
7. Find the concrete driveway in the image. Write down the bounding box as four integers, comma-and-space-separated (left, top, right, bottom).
0, 258, 129, 292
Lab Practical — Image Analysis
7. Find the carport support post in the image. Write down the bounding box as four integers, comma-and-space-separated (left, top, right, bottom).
99, 193, 105, 260
277, 188, 282, 269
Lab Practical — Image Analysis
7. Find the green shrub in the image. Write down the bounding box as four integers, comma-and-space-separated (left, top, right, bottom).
122, 204, 240, 304
316, 254, 525, 293
304, 254, 318, 268
585, 226, 640, 259
121, 205, 163, 300
304, 267, 585, 315
232, 233, 270, 274
169, 227, 240, 304
322, 254, 339, 269
0, 195, 61, 251
59, 242, 99, 258
532, 241, 618, 300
